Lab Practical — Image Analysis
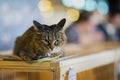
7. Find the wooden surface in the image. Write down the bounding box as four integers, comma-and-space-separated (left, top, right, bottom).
64, 63, 115, 80
0, 72, 53, 80
0, 61, 57, 80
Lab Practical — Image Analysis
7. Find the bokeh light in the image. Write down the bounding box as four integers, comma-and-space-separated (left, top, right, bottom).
72, 0, 85, 10
38, 0, 54, 18
61, 0, 72, 7
40, 7, 54, 18
38, 0, 52, 12
85, 0, 97, 11
66, 8, 79, 22
62, 0, 85, 10
61, 0, 109, 13
97, 1, 109, 15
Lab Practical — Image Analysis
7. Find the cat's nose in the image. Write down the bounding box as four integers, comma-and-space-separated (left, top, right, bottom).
50, 47, 54, 50
50, 44, 55, 50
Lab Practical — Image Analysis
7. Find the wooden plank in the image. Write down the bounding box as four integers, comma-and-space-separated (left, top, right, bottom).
0, 72, 54, 80
0, 61, 57, 72
0, 61, 51, 67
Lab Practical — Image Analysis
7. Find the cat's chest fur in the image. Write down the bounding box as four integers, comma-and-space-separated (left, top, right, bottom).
46, 47, 62, 56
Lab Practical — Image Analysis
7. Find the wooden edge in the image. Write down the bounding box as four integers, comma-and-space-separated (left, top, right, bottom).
0, 61, 51, 67
0, 42, 119, 68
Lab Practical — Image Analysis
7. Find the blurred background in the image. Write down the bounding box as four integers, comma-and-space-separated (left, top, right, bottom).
0, 0, 120, 51
0, 0, 113, 51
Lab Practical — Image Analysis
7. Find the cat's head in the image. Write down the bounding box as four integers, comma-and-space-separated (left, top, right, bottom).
33, 18, 67, 54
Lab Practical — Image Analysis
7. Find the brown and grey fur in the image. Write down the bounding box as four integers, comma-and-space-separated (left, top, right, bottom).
13, 19, 67, 62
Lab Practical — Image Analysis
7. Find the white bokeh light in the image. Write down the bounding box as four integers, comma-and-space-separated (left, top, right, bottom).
72, 0, 85, 10
85, 0, 97, 11
61, 0, 72, 7
62, 0, 85, 10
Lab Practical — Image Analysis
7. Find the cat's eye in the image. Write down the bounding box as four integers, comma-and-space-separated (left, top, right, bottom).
54, 40, 59, 46
42, 39, 49, 45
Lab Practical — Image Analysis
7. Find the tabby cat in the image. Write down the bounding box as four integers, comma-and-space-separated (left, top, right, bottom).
13, 18, 67, 62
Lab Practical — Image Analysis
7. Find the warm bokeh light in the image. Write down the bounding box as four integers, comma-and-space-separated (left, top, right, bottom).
38, 0, 52, 12
40, 7, 54, 18
38, 0, 54, 18
66, 8, 79, 22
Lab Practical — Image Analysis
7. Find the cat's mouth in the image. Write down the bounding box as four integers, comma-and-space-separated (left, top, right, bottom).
34, 55, 48, 60
24, 47, 62, 61
49, 47, 61, 53
44, 47, 62, 56
33, 53, 49, 60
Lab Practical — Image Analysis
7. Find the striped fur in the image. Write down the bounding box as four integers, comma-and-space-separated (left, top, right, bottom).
13, 19, 66, 62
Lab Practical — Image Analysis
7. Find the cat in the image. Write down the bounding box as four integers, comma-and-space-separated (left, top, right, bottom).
13, 18, 67, 62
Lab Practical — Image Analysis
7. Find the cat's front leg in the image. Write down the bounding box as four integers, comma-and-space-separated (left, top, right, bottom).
59, 50, 65, 57
51, 50, 65, 58
19, 51, 32, 61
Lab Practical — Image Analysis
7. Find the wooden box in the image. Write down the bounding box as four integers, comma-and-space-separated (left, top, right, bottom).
0, 43, 119, 80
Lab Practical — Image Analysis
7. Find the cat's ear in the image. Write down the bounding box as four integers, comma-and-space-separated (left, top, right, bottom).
33, 20, 42, 30
57, 18, 66, 30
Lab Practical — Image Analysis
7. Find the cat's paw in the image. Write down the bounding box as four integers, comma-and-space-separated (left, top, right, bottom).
19, 52, 32, 61
50, 53, 60, 57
